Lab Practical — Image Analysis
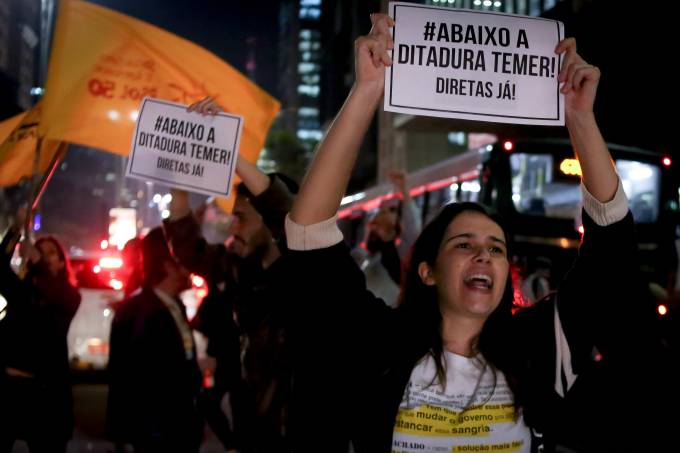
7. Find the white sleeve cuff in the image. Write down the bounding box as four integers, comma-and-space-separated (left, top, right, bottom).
285, 214, 344, 251
581, 178, 628, 226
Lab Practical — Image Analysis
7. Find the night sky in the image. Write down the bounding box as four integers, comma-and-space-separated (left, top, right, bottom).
85, 0, 676, 154
89, 0, 282, 98
545, 2, 675, 154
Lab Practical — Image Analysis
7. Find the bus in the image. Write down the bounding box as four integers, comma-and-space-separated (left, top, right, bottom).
338, 138, 679, 307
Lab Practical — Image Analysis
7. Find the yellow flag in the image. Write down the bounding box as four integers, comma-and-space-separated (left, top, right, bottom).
41, 0, 279, 169
0, 104, 60, 187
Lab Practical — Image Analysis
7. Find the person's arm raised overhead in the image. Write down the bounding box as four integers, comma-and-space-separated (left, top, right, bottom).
557, 38, 617, 203
189, 96, 271, 196
235, 155, 270, 197
187, 96, 271, 196
390, 170, 421, 254
290, 14, 395, 226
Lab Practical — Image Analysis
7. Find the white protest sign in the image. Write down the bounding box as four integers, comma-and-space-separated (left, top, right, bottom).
385, 2, 565, 125
126, 97, 242, 197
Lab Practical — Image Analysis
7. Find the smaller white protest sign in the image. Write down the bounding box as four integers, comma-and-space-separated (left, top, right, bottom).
126, 97, 242, 197
385, 2, 565, 125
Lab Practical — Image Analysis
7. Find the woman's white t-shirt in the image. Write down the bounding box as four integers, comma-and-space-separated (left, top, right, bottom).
391, 351, 531, 453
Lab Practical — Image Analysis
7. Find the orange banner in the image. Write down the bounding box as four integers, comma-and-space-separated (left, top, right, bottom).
0, 104, 60, 187
41, 0, 279, 167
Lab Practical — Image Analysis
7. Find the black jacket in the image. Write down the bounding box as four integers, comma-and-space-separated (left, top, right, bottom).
162, 174, 295, 451
0, 228, 81, 380
106, 288, 202, 446
0, 228, 81, 439
285, 210, 676, 453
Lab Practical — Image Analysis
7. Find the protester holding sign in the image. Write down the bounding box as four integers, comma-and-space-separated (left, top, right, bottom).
163, 97, 297, 453
283, 12, 673, 453
127, 97, 244, 198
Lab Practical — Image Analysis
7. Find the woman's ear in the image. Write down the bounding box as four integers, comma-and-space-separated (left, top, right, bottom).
418, 262, 436, 286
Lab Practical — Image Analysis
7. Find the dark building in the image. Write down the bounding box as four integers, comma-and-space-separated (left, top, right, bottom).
544, 0, 673, 153
267, 1, 329, 183
0, 0, 52, 118
274, 0, 380, 191
0, 0, 53, 230
38, 147, 116, 251
319, 0, 380, 193
277, 0, 325, 150
420, 0, 557, 15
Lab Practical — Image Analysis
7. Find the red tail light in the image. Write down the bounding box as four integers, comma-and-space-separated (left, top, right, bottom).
203, 368, 214, 388
510, 264, 528, 311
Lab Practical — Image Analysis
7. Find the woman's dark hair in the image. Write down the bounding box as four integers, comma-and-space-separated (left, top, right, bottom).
399, 202, 515, 388
141, 227, 175, 287
34, 235, 77, 287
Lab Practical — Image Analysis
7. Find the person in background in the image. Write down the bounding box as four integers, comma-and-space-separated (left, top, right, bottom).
190, 254, 242, 453
0, 208, 81, 453
351, 170, 422, 307
162, 96, 298, 452
520, 256, 552, 304
106, 227, 202, 453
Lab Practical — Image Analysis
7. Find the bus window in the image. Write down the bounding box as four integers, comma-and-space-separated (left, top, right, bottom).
421, 180, 482, 225
510, 153, 581, 219
425, 186, 452, 224
511, 152, 662, 224
617, 160, 661, 223
459, 180, 481, 203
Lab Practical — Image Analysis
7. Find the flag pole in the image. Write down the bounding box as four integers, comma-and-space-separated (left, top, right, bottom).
30, 141, 67, 212
18, 141, 66, 277
22, 136, 44, 238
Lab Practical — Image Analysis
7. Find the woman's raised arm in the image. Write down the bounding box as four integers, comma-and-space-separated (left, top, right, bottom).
290, 14, 394, 225
557, 38, 618, 202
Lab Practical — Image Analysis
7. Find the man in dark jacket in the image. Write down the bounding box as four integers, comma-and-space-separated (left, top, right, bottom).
106, 227, 202, 453
164, 154, 296, 452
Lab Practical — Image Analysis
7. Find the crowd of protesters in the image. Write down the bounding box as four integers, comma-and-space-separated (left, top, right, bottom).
1, 12, 679, 453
